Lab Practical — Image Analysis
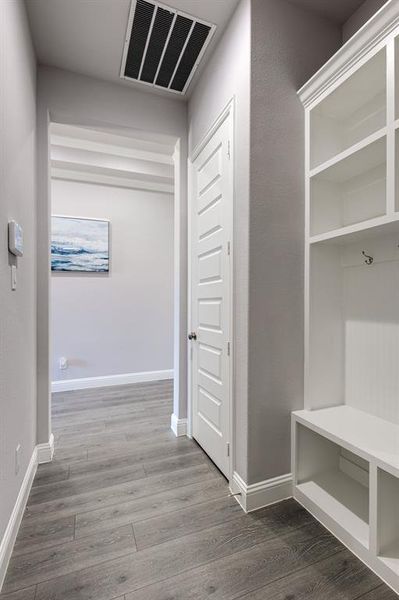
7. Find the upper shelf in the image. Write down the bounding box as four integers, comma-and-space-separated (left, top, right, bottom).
309, 133, 387, 237
293, 406, 399, 478
309, 214, 399, 245
309, 49, 386, 169
310, 128, 387, 181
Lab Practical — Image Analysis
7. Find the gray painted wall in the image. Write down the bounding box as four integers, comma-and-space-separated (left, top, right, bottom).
343, 0, 389, 42
247, 0, 341, 484
188, 0, 251, 481
0, 0, 37, 542
51, 180, 174, 382
248, 0, 341, 484
189, 0, 341, 485
37, 67, 187, 444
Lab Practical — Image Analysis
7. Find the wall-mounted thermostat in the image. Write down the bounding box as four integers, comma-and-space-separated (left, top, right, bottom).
8, 221, 23, 256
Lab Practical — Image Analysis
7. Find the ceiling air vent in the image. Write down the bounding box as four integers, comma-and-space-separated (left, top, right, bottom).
120, 0, 216, 95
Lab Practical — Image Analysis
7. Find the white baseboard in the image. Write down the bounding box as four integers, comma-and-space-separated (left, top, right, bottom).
37, 433, 55, 464
231, 471, 293, 513
52, 370, 174, 392
171, 413, 188, 437
0, 447, 38, 591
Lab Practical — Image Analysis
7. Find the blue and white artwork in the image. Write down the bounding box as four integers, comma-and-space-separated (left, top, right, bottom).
51, 216, 109, 272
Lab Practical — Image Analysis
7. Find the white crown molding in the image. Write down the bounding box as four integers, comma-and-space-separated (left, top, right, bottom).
170, 414, 188, 437
52, 370, 174, 392
231, 471, 293, 513
0, 448, 38, 591
298, 0, 399, 108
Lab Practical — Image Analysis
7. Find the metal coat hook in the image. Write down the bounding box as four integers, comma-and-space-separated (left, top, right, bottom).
362, 251, 374, 265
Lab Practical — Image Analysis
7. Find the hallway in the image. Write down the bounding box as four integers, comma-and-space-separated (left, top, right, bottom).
0, 381, 395, 600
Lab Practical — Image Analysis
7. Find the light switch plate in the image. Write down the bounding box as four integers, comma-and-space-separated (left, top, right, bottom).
8, 221, 23, 256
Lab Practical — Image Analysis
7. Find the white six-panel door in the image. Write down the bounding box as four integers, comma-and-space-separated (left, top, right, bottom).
190, 108, 233, 478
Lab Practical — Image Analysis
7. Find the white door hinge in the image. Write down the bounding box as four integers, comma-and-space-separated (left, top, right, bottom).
227, 341, 231, 356
227, 442, 230, 457
227, 140, 231, 160
227, 241, 231, 256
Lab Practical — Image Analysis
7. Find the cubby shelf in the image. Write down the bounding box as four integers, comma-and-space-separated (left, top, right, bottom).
309, 127, 387, 180
309, 131, 387, 236
309, 214, 399, 245
309, 48, 386, 169
296, 469, 369, 549
294, 406, 399, 478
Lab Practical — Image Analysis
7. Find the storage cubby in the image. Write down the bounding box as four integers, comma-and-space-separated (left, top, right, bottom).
310, 135, 387, 236
378, 469, 399, 575
296, 424, 370, 548
308, 233, 399, 422
310, 49, 386, 169
296, 7, 399, 593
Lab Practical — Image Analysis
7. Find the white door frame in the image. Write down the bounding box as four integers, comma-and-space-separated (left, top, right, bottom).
37, 109, 186, 449
187, 98, 235, 484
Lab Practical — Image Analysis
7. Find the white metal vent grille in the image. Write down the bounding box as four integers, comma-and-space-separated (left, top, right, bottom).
120, 0, 216, 95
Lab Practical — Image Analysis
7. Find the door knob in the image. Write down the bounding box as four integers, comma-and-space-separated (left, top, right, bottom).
188, 332, 197, 341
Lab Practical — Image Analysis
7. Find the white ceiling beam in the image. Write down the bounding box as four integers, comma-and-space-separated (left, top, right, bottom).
51, 158, 173, 187
50, 123, 176, 158
51, 168, 174, 195
51, 145, 173, 180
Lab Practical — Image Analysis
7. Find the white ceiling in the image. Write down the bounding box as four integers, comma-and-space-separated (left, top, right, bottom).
25, 0, 240, 99
287, 0, 367, 24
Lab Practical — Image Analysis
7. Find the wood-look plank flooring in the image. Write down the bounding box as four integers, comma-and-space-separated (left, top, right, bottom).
1, 380, 397, 600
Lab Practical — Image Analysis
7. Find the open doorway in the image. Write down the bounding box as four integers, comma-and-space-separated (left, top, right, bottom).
40, 120, 189, 461
49, 123, 175, 392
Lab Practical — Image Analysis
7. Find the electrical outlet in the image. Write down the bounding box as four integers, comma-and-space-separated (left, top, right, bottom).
59, 356, 68, 370
15, 444, 21, 475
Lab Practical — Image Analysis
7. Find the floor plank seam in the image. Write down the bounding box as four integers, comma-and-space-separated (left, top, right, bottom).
130, 524, 138, 552
25, 464, 207, 508
7, 517, 318, 594
57, 471, 219, 518
354, 584, 389, 599
5, 543, 140, 593
73, 490, 230, 538
232, 547, 348, 600
111, 521, 334, 598
130, 495, 235, 548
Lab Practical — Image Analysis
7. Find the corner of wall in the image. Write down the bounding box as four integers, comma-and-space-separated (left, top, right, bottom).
247, 0, 342, 485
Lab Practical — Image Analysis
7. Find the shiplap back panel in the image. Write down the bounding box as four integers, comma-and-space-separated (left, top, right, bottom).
344, 256, 399, 424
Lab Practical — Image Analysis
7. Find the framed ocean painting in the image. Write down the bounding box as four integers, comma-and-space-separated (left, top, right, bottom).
51, 216, 109, 272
